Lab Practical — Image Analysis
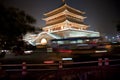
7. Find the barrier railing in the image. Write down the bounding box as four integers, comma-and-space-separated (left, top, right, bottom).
0, 58, 120, 71
0, 58, 120, 80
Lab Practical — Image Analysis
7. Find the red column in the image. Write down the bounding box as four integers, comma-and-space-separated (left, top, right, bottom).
104, 58, 109, 66
59, 61, 63, 69
98, 58, 103, 66
22, 62, 27, 76
0, 63, 2, 70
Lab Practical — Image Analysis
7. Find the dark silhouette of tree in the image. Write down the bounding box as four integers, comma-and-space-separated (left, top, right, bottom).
116, 24, 120, 32
0, 4, 36, 49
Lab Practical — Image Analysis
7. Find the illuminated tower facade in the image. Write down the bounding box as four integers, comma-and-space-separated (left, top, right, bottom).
24, 3, 100, 45
43, 4, 88, 33
41, 3, 99, 38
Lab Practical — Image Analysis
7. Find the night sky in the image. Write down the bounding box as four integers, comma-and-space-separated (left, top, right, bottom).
2, 0, 120, 37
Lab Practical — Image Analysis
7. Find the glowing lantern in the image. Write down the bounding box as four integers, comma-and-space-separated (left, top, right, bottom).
41, 38, 47, 45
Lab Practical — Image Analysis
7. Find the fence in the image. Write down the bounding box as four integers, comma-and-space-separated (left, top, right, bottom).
0, 58, 120, 80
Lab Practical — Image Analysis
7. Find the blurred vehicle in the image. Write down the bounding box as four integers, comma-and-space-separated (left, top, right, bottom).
24, 50, 33, 55
0, 50, 6, 58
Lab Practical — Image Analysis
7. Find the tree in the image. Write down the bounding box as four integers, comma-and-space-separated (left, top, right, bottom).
116, 24, 120, 32
0, 4, 36, 49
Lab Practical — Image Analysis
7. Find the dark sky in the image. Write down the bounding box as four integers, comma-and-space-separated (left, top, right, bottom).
2, 0, 120, 37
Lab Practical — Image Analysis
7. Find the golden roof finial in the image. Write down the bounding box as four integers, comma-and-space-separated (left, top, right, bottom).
62, 0, 65, 3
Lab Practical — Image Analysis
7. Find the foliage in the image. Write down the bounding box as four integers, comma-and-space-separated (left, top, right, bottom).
116, 24, 120, 32
0, 4, 36, 49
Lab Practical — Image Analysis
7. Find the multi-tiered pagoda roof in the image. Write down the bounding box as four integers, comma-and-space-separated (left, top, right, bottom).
24, 3, 100, 45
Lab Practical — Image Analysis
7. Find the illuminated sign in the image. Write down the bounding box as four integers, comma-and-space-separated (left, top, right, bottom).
95, 50, 107, 53
62, 58, 72, 60
47, 48, 53, 52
